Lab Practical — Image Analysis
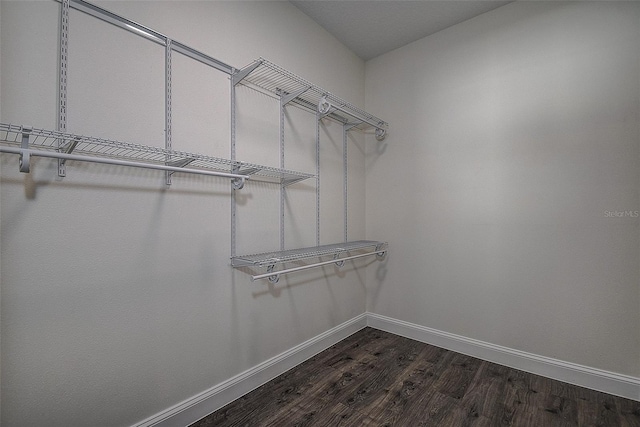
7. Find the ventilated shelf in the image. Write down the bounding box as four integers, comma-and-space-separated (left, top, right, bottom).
0, 123, 314, 187
231, 240, 387, 268
234, 58, 388, 139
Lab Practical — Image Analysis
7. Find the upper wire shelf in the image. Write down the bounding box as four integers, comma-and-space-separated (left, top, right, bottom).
234, 58, 388, 139
231, 240, 387, 268
0, 123, 314, 187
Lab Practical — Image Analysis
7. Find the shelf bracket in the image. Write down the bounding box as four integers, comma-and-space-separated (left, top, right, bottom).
344, 122, 362, 132
58, 136, 80, 176
165, 157, 195, 181
237, 166, 261, 176
18, 127, 32, 173
266, 264, 279, 284
232, 60, 262, 87
280, 86, 311, 106
166, 157, 195, 168
375, 127, 387, 141
231, 164, 246, 190
333, 252, 345, 268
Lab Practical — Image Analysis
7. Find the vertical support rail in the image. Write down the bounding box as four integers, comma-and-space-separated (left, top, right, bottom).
343, 125, 348, 242
165, 38, 173, 185
57, 0, 70, 177
230, 78, 237, 259
315, 111, 321, 246
279, 97, 286, 251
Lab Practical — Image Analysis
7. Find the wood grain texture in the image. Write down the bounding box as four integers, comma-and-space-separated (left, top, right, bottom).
190, 328, 640, 427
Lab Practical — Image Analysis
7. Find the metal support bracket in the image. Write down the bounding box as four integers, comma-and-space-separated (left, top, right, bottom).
58, 137, 80, 176
231, 165, 245, 190
375, 126, 386, 141
375, 243, 387, 259
266, 264, 279, 284
344, 122, 362, 132
280, 86, 311, 106
166, 158, 195, 168
19, 128, 32, 173
231, 60, 262, 87
333, 252, 345, 268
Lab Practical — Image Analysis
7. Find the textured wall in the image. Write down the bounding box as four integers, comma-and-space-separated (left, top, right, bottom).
0, 1, 367, 425
365, 1, 640, 377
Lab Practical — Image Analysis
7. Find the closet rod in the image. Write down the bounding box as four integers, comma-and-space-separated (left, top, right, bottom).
251, 250, 385, 282
0, 146, 249, 184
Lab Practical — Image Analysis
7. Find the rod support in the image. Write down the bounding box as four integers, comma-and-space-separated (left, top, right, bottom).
19, 127, 32, 173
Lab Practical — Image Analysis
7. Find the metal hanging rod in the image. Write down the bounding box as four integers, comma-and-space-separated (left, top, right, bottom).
251, 249, 386, 283
0, 146, 249, 184
0, 123, 315, 187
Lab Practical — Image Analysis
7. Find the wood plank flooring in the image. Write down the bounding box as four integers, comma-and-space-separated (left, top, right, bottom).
190, 327, 640, 426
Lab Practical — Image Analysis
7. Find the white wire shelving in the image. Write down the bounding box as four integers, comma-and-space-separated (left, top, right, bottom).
234, 58, 388, 139
232, 240, 388, 283
0, 123, 315, 187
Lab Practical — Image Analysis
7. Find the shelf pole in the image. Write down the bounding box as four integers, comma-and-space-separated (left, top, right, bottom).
165, 38, 173, 185
230, 78, 237, 258
57, 0, 69, 177
280, 94, 286, 251
343, 124, 348, 243
0, 147, 250, 182
251, 250, 386, 282
316, 111, 321, 246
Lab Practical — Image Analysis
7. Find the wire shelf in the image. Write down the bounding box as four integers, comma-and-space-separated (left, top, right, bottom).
231, 240, 388, 268
236, 58, 388, 134
0, 123, 314, 186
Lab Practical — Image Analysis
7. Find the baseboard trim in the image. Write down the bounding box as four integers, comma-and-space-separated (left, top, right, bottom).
366, 312, 640, 402
132, 313, 368, 427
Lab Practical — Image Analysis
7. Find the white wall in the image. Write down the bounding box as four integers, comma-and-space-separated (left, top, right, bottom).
0, 1, 367, 426
366, 1, 640, 378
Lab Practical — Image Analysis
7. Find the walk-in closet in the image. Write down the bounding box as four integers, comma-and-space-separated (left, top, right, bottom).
1, 0, 638, 426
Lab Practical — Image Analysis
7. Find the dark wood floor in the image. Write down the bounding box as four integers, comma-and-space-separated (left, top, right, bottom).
191, 327, 640, 426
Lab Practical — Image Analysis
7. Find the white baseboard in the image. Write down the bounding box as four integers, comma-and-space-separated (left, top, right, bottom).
366, 312, 640, 402
132, 313, 367, 427
134, 310, 639, 427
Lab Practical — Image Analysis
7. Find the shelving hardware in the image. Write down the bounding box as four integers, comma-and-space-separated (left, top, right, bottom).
5, 0, 389, 284
232, 240, 387, 283
230, 58, 390, 282
233, 58, 389, 139
0, 123, 315, 188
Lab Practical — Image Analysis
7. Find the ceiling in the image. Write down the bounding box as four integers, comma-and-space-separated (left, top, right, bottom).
290, 1, 512, 61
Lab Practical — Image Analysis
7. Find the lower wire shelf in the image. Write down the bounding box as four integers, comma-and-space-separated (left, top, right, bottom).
232, 240, 388, 283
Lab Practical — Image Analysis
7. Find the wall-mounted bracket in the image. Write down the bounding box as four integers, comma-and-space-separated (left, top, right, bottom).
375, 126, 386, 141
232, 60, 262, 87
318, 95, 332, 114
231, 165, 246, 190
280, 86, 311, 106
344, 122, 362, 132
333, 252, 345, 268
166, 158, 195, 168
58, 137, 80, 176
266, 264, 279, 284
19, 127, 32, 173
